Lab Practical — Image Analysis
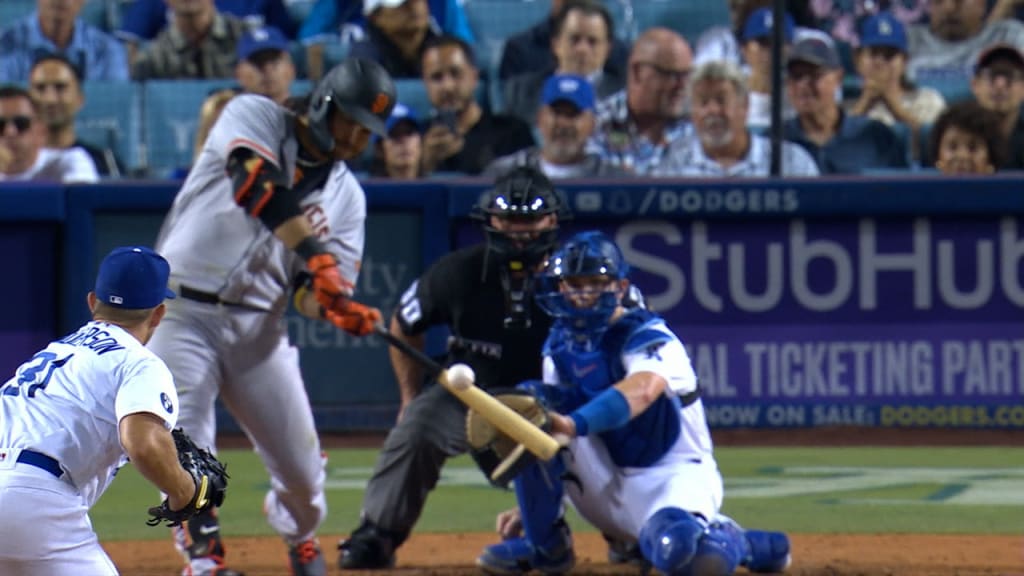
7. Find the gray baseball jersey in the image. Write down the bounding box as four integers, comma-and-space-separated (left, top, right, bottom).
149, 94, 366, 550
156, 94, 366, 311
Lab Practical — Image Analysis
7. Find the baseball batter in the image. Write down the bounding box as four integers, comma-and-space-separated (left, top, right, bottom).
148, 57, 395, 576
477, 231, 793, 576
0, 246, 199, 575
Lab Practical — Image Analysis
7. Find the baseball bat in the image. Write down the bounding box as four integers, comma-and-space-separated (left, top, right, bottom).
373, 323, 561, 461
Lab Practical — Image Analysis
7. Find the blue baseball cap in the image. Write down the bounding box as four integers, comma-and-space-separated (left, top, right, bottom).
237, 26, 289, 62
94, 247, 175, 310
860, 12, 907, 52
742, 8, 795, 43
385, 103, 421, 134
541, 74, 595, 111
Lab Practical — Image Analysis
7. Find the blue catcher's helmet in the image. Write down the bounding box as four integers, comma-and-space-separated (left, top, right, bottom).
537, 231, 629, 343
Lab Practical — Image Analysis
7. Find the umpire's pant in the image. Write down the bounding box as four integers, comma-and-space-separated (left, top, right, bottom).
361, 382, 470, 542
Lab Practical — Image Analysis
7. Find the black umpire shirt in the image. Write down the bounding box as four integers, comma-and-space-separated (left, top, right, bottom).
394, 243, 551, 390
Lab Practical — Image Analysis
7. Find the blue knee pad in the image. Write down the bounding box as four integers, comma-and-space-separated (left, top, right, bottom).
638, 508, 705, 573
514, 456, 567, 552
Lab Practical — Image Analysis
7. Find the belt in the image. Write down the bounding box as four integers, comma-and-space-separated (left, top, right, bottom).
179, 285, 269, 313
16, 450, 63, 478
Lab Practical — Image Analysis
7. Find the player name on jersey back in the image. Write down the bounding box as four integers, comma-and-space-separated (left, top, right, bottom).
58, 325, 126, 355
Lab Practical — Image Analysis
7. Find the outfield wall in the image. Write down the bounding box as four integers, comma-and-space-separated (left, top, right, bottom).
1, 176, 1021, 431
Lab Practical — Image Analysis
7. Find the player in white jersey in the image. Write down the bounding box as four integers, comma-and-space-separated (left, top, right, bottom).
0, 246, 199, 575
476, 231, 793, 576
149, 57, 396, 576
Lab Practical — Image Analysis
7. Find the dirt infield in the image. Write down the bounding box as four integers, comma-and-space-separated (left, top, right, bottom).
104, 532, 1023, 575
117, 428, 1023, 575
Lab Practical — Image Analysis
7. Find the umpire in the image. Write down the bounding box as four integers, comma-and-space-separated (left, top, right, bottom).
338, 166, 568, 569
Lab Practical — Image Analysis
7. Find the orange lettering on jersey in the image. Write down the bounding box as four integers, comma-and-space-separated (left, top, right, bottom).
371, 93, 390, 115
304, 205, 330, 239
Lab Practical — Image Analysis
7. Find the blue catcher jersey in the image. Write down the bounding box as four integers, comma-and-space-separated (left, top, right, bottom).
542, 308, 710, 468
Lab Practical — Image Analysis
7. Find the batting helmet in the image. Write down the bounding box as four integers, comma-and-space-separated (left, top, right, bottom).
307, 57, 397, 153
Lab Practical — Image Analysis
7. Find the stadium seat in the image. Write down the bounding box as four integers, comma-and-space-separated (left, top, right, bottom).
287, 0, 318, 25
0, 0, 35, 25
393, 79, 488, 119
464, 0, 551, 74
913, 71, 973, 105
631, 0, 730, 46
143, 80, 237, 176
77, 82, 143, 171
80, 0, 113, 32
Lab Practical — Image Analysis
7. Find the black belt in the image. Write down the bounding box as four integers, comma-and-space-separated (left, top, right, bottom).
16, 449, 63, 478
179, 285, 269, 313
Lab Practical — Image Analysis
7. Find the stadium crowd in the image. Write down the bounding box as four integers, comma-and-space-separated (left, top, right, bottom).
0, 0, 1021, 182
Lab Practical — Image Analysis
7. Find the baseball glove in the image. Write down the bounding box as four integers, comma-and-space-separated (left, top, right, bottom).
146, 428, 230, 527
466, 388, 550, 489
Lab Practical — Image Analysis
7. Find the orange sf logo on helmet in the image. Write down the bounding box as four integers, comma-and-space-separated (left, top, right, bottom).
371, 93, 390, 114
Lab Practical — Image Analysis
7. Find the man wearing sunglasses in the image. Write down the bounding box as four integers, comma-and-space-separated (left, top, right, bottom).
0, 85, 97, 183
587, 27, 692, 175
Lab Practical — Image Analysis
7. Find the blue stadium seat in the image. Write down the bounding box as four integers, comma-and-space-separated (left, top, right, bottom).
77, 82, 142, 171
464, 0, 551, 74
913, 72, 973, 105
631, 0, 730, 46
0, 0, 35, 25
143, 80, 236, 176
80, 0, 112, 32
287, 0, 318, 25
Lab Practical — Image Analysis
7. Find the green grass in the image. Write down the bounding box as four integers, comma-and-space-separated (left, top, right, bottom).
93, 447, 1024, 541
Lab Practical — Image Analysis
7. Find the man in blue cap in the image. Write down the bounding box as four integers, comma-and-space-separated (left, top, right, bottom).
235, 26, 295, 104
371, 103, 424, 179
485, 74, 624, 179
0, 246, 211, 574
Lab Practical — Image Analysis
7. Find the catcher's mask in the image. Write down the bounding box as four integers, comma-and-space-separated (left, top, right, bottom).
472, 166, 570, 329
537, 230, 629, 347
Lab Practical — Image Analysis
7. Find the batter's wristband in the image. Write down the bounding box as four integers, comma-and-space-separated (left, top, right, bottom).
569, 387, 630, 437
294, 236, 329, 261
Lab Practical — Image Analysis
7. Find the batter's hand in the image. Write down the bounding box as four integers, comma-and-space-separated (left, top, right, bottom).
324, 299, 381, 337
306, 253, 355, 311
496, 507, 523, 540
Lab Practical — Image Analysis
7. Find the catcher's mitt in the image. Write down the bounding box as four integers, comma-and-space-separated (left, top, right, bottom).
466, 388, 550, 489
146, 428, 230, 527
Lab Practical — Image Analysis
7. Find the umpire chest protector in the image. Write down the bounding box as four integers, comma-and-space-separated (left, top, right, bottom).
546, 308, 697, 468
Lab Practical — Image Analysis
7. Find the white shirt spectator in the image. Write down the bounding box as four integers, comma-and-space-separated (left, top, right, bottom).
655, 132, 819, 177
908, 20, 1024, 85
0, 146, 98, 183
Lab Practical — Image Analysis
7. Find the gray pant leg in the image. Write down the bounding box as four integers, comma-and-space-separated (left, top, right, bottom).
361, 383, 468, 538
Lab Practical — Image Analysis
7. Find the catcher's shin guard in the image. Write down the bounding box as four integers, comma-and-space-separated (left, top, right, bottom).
639, 507, 706, 574
743, 530, 791, 573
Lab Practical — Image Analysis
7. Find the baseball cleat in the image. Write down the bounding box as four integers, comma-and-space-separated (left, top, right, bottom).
287, 539, 327, 576
337, 520, 397, 569
744, 530, 792, 573
477, 536, 576, 575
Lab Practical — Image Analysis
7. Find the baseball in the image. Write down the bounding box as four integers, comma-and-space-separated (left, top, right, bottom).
446, 363, 475, 391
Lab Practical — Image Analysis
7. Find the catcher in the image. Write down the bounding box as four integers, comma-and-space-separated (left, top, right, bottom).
468, 231, 792, 576
0, 246, 228, 574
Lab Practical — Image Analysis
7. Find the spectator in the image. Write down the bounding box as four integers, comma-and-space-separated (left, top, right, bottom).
695, 0, 827, 68
0, 0, 128, 82
970, 43, 1024, 168
657, 61, 818, 177
131, 0, 248, 80
588, 27, 692, 175
298, 0, 475, 79
28, 54, 122, 178
929, 100, 1003, 174
0, 85, 97, 183
348, 0, 439, 79
907, 0, 1024, 93
485, 74, 625, 179
499, 0, 629, 82
117, 0, 296, 48
235, 26, 295, 104
738, 8, 796, 130
811, 0, 928, 48
370, 103, 424, 179
783, 37, 910, 173
502, 0, 624, 125
419, 36, 535, 175
848, 12, 946, 161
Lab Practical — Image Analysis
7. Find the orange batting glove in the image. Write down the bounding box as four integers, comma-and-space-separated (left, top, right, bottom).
305, 253, 354, 312
324, 300, 382, 337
